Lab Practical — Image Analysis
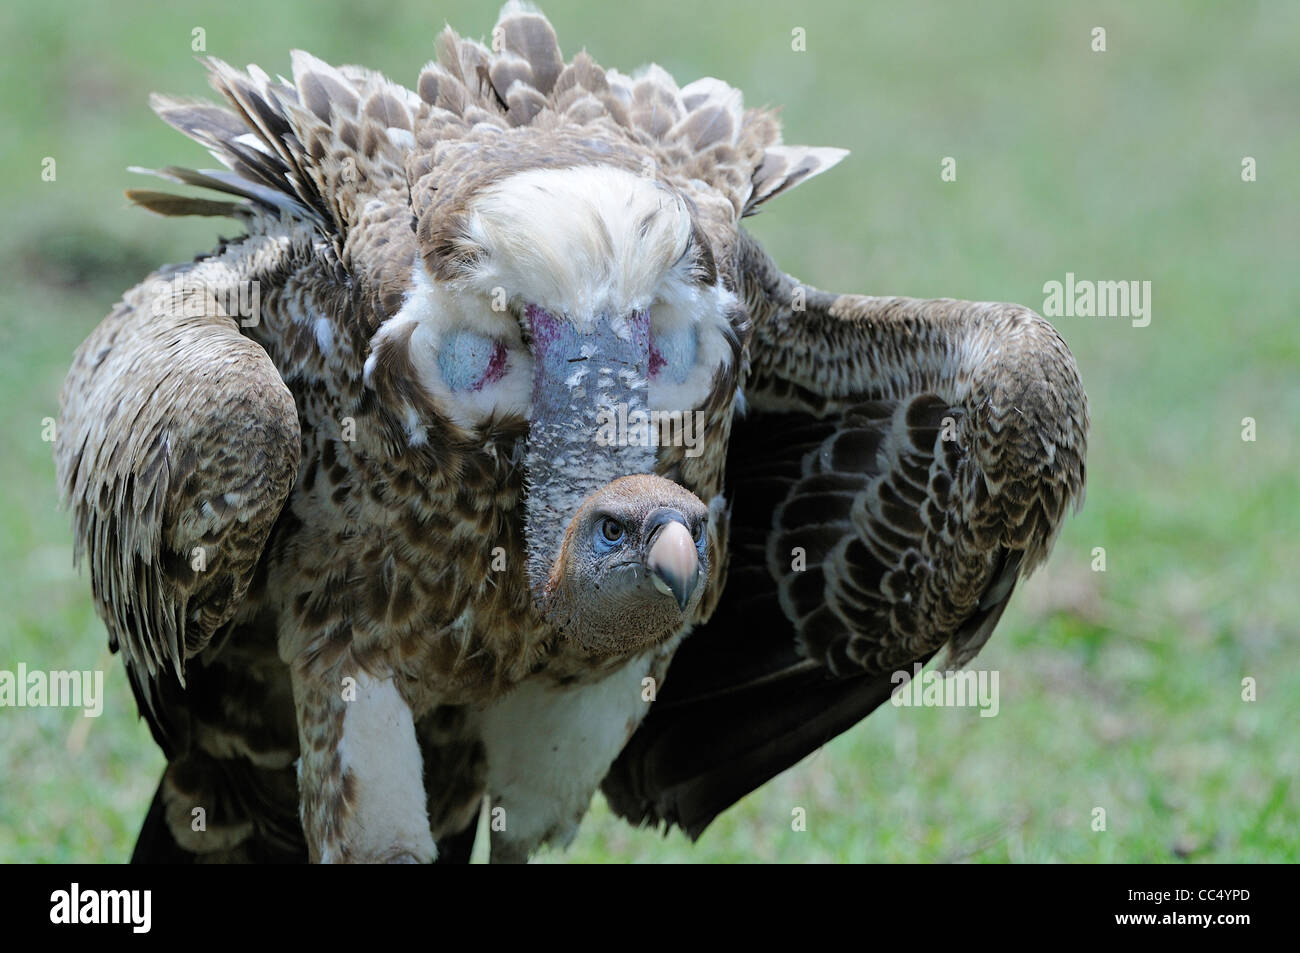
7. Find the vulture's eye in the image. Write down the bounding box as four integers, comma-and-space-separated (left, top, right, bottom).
598, 517, 625, 546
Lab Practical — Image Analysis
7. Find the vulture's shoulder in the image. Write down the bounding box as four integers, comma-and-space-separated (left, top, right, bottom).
55, 248, 302, 747
604, 230, 1088, 838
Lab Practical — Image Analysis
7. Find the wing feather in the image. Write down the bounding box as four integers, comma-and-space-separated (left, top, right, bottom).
55, 262, 300, 738
604, 230, 1088, 837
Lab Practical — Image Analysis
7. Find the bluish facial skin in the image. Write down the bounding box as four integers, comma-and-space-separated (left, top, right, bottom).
587, 505, 706, 612
648, 321, 698, 385
436, 328, 507, 393
538, 469, 710, 655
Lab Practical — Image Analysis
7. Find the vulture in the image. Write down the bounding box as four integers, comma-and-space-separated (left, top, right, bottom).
55, 1, 1088, 863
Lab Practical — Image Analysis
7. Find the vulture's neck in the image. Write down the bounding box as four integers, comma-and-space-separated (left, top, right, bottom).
523, 306, 656, 602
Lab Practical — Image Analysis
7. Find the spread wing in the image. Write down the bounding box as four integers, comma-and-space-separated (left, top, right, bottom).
55, 265, 300, 749
602, 231, 1089, 838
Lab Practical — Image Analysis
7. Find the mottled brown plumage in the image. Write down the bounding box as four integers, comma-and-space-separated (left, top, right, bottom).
56, 2, 1087, 861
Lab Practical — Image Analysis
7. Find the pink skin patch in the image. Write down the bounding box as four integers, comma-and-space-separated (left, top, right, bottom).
647, 323, 698, 384
525, 304, 565, 359
625, 309, 650, 352
470, 340, 507, 392
525, 304, 651, 379
437, 329, 510, 393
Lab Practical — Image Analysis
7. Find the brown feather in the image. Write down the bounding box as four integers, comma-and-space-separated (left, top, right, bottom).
60, 2, 1087, 862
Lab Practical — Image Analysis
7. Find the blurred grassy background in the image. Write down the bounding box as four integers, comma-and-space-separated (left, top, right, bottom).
1, 0, 1296, 863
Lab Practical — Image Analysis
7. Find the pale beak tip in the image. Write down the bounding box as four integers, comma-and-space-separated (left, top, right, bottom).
647, 520, 700, 611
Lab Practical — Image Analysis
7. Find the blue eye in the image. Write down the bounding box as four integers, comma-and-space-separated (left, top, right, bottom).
595, 517, 625, 550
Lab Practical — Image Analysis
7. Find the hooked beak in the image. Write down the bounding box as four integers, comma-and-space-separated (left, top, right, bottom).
645, 509, 700, 611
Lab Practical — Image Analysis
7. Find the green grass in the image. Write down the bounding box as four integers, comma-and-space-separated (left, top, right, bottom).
1, 0, 1296, 863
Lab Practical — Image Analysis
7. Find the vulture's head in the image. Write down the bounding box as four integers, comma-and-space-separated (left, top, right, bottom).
367, 154, 741, 653
539, 474, 710, 656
